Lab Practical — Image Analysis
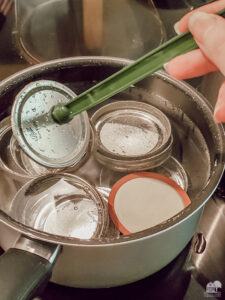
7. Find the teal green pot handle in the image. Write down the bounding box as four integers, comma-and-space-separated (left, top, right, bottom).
0, 246, 58, 300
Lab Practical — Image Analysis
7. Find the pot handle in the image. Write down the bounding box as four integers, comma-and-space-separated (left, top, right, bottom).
0, 235, 60, 300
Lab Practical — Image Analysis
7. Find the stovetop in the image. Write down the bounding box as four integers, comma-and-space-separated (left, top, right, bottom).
0, 1, 224, 299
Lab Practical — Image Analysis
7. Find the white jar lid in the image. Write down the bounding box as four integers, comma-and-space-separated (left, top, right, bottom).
108, 172, 191, 234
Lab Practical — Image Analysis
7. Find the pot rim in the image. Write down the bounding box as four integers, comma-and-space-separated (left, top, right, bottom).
0, 56, 224, 246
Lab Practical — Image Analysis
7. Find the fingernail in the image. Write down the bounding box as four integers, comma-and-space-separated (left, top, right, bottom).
174, 22, 180, 34
163, 63, 169, 72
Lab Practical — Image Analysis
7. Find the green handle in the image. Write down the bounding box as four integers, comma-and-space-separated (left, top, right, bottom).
0, 248, 53, 300
52, 8, 225, 124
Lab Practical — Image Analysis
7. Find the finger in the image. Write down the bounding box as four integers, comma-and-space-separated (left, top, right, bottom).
165, 49, 218, 80
214, 82, 225, 123
188, 12, 225, 76
175, 0, 225, 34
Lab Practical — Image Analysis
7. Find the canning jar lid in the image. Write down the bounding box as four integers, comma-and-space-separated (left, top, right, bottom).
0, 116, 31, 182
0, 115, 92, 180
11, 80, 90, 168
10, 123, 94, 177
97, 156, 188, 196
91, 101, 172, 171
152, 156, 188, 192
10, 173, 108, 239
108, 172, 191, 235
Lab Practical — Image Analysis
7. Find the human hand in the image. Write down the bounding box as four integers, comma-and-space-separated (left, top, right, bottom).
165, 0, 225, 123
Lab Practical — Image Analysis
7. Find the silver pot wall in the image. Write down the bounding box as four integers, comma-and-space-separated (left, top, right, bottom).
0, 57, 224, 299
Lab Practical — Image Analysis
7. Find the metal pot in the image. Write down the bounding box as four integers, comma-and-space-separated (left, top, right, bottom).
0, 57, 224, 299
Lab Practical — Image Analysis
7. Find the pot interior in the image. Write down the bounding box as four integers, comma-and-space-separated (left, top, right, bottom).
0, 57, 224, 245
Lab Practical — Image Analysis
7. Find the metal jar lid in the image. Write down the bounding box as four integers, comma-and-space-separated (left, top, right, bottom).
11, 80, 90, 168
95, 156, 188, 195
152, 157, 188, 192
10, 173, 109, 239
91, 101, 172, 172
0, 116, 31, 182
10, 135, 61, 176
10, 123, 95, 177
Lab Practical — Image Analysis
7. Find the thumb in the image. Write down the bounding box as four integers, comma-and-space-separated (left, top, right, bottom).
188, 12, 225, 77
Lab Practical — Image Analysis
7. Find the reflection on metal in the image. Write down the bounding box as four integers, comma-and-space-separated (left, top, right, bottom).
83, 0, 103, 50
14, 235, 60, 264
193, 232, 206, 254
192, 196, 225, 287
14, 0, 166, 63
